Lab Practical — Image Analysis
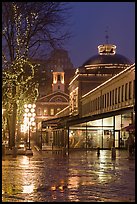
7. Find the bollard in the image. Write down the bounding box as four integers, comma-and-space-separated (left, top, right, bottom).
97, 147, 100, 156
111, 147, 116, 159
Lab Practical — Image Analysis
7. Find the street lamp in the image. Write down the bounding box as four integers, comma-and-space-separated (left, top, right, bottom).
24, 104, 36, 150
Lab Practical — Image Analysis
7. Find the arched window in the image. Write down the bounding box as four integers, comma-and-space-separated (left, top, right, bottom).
50, 108, 54, 116
37, 108, 41, 115
44, 108, 48, 116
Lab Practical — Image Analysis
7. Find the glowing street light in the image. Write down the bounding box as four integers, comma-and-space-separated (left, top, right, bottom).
24, 104, 36, 150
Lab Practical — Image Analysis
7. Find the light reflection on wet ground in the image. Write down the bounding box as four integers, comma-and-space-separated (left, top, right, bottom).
2, 149, 135, 202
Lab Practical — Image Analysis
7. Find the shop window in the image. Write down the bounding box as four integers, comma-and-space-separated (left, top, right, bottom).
103, 117, 113, 126
115, 115, 121, 129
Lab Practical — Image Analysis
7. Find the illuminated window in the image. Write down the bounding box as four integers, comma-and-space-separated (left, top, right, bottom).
50, 108, 54, 115
44, 108, 48, 115
37, 108, 41, 115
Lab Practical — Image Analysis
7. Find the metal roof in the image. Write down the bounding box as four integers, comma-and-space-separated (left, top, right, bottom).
82, 54, 132, 66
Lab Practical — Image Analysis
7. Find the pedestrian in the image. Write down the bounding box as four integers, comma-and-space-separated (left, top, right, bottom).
127, 133, 134, 158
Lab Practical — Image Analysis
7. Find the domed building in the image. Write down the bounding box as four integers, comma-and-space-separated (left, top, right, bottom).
69, 43, 132, 116
41, 43, 134, 152
82, 44, 132, 66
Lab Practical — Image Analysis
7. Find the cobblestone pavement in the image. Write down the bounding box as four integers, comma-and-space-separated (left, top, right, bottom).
2, 148, 135, 202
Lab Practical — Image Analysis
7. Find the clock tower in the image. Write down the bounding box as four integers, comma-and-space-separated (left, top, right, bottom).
52, 67, 65, 92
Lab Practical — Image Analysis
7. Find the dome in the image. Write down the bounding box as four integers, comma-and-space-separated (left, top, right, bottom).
82, 44, 132, 66
82, 54, 132, 66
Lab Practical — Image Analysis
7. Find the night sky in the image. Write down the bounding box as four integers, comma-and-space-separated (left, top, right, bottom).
65, 2, 135, 68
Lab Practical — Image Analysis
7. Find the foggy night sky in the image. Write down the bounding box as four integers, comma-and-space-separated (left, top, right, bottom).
65, 2, 135, 68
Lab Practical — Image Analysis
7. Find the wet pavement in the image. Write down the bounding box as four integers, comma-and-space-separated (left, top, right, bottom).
2, 147, 135, 202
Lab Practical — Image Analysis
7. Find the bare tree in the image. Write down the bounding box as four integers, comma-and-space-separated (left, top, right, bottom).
2, 2, 72, 62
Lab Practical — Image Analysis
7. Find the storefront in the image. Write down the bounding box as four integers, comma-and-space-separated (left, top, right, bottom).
41, 108, 134, 150
68, 111, 134, 150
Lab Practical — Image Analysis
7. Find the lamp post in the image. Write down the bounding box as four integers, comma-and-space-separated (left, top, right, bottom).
24, 104, 36, 150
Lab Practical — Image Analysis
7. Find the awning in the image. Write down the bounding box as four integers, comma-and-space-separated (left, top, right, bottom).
42, 115, 71, 129
42, 106, 134, 130
121, 124, 135, 132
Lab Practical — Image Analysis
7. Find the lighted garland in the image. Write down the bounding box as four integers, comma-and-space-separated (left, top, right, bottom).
2, 2, 40, 125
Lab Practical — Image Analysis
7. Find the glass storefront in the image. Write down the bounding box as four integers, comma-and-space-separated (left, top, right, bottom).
120, 112, 133, 148
41, 110, 134, 150
68, 112, 133, 150
69, 117, 114, 149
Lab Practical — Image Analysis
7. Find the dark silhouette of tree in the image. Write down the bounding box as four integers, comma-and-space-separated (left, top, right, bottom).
2, 2, 71, 62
